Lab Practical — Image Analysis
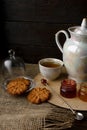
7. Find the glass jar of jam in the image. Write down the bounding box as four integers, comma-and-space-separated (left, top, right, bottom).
78, 83, 87, 102
60, 79, 77, 98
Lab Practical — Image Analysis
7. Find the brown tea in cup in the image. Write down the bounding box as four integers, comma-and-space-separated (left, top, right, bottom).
41, 61, 61, 68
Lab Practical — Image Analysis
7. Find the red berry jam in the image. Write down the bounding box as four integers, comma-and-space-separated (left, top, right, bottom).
60, 79, 77, 98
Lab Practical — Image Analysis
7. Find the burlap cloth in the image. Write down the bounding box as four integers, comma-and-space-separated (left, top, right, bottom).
0, 64, 75, 130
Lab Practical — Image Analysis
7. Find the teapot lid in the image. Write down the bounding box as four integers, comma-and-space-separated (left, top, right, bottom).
74, 18, 87, 35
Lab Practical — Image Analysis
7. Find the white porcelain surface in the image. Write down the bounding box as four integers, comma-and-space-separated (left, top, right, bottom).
55, 18, 87, 82
38, 58, 63, 80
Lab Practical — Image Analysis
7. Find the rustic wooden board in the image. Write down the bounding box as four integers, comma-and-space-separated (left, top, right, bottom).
2, 0, 86, 23
34, 73, 87, 111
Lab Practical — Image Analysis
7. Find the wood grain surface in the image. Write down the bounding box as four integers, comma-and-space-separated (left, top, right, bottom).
1, 0, 87, 63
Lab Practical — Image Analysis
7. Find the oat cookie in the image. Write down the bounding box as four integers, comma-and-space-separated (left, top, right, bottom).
7, 77, 31, 95
27, 87, 51, 104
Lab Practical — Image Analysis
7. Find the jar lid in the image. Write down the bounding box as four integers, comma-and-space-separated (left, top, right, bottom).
74, 18, 87, 35
2, 49, 26, 80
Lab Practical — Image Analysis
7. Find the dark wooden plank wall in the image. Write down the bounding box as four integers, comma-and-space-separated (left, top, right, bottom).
1, 0, 87, 63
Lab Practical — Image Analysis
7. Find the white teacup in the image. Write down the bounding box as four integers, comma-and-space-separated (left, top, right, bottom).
38, 58, 63, 80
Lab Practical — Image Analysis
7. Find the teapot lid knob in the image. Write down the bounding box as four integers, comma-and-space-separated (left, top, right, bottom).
81, 18, 87, 29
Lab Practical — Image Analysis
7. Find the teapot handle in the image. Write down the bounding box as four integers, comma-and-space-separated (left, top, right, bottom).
55, 30, 69, 53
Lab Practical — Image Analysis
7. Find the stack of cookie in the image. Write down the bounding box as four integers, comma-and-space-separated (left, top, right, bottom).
7, 77, 31, 95
27, 87, 51, 104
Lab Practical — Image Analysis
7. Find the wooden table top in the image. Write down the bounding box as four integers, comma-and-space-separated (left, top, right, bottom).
0, 63, 87, 130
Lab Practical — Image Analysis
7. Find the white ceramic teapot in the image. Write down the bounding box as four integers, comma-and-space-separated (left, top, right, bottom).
55, 18, 87, 83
